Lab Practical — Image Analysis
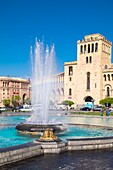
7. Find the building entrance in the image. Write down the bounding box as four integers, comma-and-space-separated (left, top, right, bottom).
85, 96, 94, 109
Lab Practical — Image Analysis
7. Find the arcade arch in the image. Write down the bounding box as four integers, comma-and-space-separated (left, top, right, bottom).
84, 96, 94, 109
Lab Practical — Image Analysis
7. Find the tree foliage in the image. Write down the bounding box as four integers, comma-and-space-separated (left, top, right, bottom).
3, 99, 10, 108
99, 97, 113, 105
62, 100, 74, 107
12, 95, 21, 107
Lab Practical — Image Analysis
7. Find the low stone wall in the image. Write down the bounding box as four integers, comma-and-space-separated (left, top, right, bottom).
0, 142, 43, 167
1, 136, 113, 167
67, 136, 113, 150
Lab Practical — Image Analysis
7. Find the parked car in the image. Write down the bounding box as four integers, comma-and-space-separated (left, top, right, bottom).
93, 106, 102, 111
69, 104, 75, 110
0, 107, 7, 111
19, 107, 33, 112
80, 107, 92, 111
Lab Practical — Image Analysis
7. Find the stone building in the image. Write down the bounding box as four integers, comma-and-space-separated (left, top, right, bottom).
64, 33, 112, 109
0, 76, 30, 107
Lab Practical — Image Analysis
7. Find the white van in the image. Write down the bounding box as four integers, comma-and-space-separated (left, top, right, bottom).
55, 104, 68, 110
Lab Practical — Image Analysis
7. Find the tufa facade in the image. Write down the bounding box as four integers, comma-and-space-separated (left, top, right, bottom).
64, 33, 112, 108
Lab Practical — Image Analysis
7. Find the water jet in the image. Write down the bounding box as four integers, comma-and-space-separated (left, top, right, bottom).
16, 40, 66, 134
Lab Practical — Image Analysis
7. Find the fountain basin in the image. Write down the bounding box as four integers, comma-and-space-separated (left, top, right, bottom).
16, 123, 67, 134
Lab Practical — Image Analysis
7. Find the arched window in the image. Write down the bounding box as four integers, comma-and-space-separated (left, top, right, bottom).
80, 45, 83, 53
88, 44, 90, 53
104, 74, 106, 81
87, 72, 90, 90
108, 74, 110, 81
111, 74, 113, 80
84, 44, 86, 53
89, 56, 92, 63
91, 44, 94, 52
86, 57, 88, 63
69, 88, 72, 96
95, 43, 98, 52
107, 87, 110, 97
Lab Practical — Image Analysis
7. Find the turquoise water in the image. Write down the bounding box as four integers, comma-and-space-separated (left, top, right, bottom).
58, 125, 113, 141
1, 115, 113, 148
0, 115, 29, 125
1, 124, 113, 148
0, 126, 35, 148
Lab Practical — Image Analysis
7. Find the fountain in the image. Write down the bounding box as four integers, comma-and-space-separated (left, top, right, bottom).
16, 39, 66, 134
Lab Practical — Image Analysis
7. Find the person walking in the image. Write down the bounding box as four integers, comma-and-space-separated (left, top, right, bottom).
108, 108, 111, 116
106, 107, 109, 116
106, 107, 111, 116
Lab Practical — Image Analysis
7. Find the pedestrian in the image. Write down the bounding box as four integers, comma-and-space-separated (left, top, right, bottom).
106, 107, 109, 116
101, 108, 104, 116
107, 108, 111, 116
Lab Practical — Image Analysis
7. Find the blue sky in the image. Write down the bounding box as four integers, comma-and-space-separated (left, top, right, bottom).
0, 0, 113, 78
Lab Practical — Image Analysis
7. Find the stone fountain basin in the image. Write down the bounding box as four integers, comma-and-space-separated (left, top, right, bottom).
16, 123, 67, 134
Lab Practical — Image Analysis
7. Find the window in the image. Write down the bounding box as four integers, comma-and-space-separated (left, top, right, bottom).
80, 45, 83, 53
69, 88, 72, 96
69, 66, 73, 75
88, 44, 90, 53
89, 56, 92, 63
86, 57, 88, 63
107, 87, 110, 97
95, 43, 98, 52
91, 44, 94, 52
104, 75, 106, 81
108, 74, 110, 81
95, 83, 97, 88
84, 44, 86, 53
69, 77, 72, 81
87, 72, 90, 90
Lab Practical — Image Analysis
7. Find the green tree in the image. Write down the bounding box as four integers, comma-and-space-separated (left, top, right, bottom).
99, 97, 113, 106
3, 99, 10, 108
12, 95, 21, 108
62, 100, 74, 107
